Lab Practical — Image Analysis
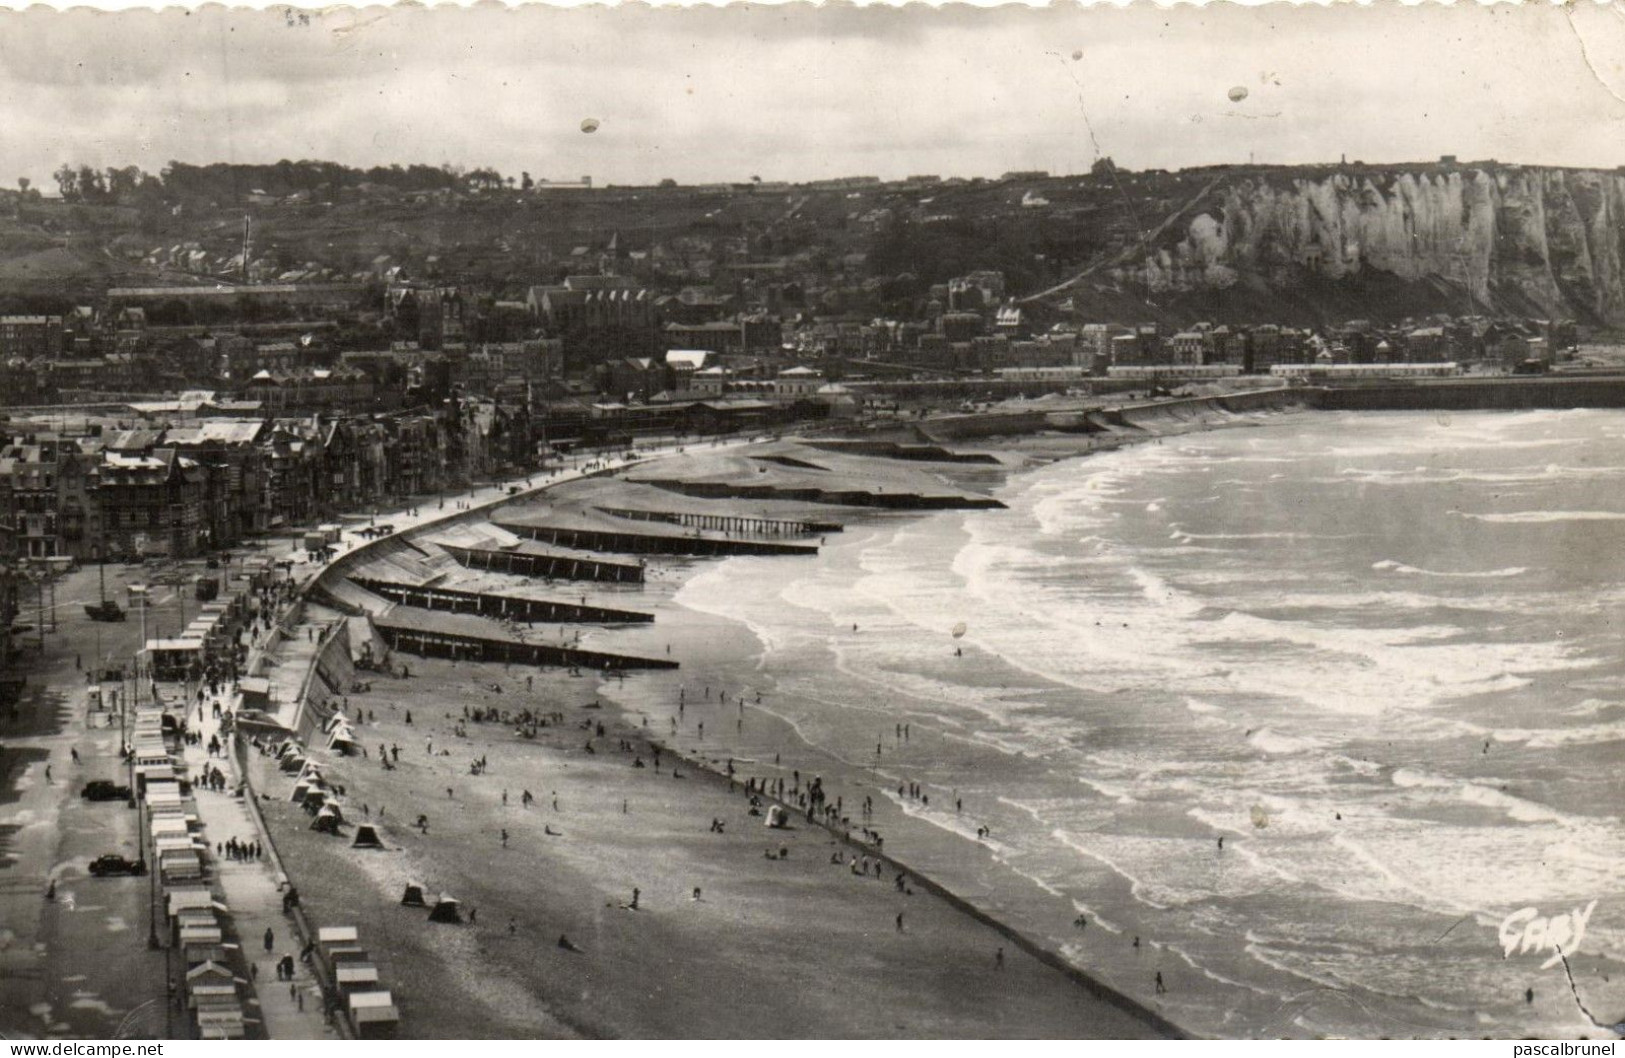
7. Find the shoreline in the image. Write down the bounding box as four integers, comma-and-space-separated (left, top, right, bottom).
259, 400, 1317, 1038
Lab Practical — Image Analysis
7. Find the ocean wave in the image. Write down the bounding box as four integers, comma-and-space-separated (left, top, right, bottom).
1247, 728, 1327, 755
1457, 510, 1625, 524
1372, 559, 1527, 579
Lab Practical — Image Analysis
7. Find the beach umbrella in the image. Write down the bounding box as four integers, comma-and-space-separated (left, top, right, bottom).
951, 622, 967, 639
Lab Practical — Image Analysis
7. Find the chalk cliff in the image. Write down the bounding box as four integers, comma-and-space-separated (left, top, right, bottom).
1107, 167, 1625, 323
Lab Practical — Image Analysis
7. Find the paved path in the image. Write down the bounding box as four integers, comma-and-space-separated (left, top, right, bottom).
180, 694, 332, 1040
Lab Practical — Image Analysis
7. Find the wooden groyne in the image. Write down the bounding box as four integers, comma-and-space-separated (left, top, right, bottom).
804, 439, 1002, 465
436, 543, 646, 584
373, 614, 677, 671
594, 505, 842, 536
494, 519, 821, 557
633, 478, 1006, 511
350, 577, 655, 624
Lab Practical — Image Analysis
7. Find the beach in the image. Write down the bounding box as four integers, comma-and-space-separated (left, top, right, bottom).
254, 401, 1625, 1040
254, 649, 1171, 1038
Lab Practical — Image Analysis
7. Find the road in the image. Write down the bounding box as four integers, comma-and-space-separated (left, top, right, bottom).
0, 554, 272, 1040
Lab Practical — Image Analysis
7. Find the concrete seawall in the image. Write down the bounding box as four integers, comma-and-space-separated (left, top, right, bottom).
912, 385, 1302, 443
1307, 375, 1625, 411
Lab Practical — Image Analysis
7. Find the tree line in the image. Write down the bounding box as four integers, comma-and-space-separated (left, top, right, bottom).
46, 159, 530, 205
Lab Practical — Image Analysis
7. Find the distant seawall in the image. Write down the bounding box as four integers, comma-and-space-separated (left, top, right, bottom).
1306, 376, 1625, 411
915, 386, 1302, 443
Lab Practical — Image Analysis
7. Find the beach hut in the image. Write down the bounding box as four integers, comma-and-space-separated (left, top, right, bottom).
351, 824, 382, 849
290, 781, 313, 803
427, 894, 462, 923
239, 677, 272, 713
166, 886, 217, 917
346, 990, 400, 1039
195, 1006, 246, 1040
182, 944, 229, 971
399, 881, 426, 907
317, 925, 359, 947
279, 753, 307, 774
765, 804, 789, 829
334, 962, 381, 996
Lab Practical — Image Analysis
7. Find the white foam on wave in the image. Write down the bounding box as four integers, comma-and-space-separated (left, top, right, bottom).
1372, 559, 1528, 579
1246, 727, 1327, 755
1458, 510, 1625, 524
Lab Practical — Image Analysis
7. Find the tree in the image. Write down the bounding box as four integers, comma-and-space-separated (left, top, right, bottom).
17, 177, 28, 195
53, 164, 78, 201
521, 171, 533, 191
76, 165, 106, 203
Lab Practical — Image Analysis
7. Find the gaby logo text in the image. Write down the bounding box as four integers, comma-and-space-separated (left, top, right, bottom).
1499, 901, 1598, 970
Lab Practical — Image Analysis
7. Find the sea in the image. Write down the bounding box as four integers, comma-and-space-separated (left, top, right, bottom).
599, 409, 1625, 1038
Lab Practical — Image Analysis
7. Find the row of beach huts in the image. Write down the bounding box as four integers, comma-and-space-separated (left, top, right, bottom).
272, 733, 402, 1038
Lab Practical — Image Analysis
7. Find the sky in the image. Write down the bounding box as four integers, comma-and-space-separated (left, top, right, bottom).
1, 2, 1623, 190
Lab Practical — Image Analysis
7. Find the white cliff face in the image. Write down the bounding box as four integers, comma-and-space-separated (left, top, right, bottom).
1117, 167, 1625, 322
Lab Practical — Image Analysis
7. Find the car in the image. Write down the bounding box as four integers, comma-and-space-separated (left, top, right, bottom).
88, 854, 145, 877
81, 780, 132, 802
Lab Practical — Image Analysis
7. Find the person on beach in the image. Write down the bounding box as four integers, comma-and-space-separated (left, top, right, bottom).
264, 927, 275, 952
895, 913, 904, 932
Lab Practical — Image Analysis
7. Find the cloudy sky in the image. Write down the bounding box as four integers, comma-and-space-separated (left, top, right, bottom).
1, 2, 1622, 190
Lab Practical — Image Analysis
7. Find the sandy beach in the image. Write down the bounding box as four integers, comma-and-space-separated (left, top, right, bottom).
255, 649, 1174, 1038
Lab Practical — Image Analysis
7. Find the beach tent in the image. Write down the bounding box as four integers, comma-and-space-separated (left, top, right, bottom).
290, 782, 313, 803
399, 881, 426, 907
311, 805, 342, 833
352, 824, 382, 849
765, 804, 789, 829
427, 894, 462, 923
303, 790, 329, 812
279, 754, 307, 773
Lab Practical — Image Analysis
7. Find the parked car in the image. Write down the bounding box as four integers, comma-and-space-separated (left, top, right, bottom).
81, 780, 132, 802
88, 854, 145, 877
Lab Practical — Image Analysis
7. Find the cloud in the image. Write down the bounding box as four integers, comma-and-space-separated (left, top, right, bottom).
0, 3, 1617, 190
